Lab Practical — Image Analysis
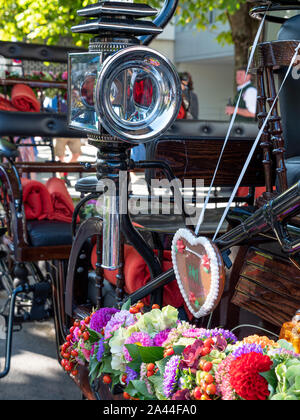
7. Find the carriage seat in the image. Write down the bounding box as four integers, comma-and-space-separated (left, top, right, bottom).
285, 157, 300, 188
26, 220, 73, 247
75, 175, 99, 194
0, 138, 19, 160
276, 15, 300, 188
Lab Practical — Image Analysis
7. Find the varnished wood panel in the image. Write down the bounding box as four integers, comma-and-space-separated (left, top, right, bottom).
232, 287, 297, 327
232, 247, 300, 327
154, 139, 268, 187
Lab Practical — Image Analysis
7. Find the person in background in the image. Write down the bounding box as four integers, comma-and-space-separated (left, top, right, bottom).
44, 95, 82, 186
225, 67, 257, 123
178, 72, 199, 120
54, 137, 82, 186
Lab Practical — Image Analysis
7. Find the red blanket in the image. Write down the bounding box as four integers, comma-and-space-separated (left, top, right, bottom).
21, 177, 76, 223
46, 177, 77, 224
21, 178, 54, 221
0, 96, 18, 112
11, 84, 40, 113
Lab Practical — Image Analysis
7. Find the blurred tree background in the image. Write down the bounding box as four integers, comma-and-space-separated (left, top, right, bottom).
0, 0, 260, 67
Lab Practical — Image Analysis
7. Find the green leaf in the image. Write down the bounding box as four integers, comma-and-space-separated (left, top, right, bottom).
137, 346, 164, 363
148, 373, 165, 397
100, 355, 118, 375
121, 298, 131, 311
277, 339, 296, 352
271, 393, 286, 400
125, 344, 142, 363
89, 353, 101, 383
173, 345, 185, 355
127, 359, 142, 373
295, 375, 300, 390
260, 369, 278, 392
126, 380, 156, 401
156, 355, 172, 375
125, 344, 164, 364
86, 327, 102, 344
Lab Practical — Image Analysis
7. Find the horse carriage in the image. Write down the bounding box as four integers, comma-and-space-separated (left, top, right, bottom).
0, 0, 300, 401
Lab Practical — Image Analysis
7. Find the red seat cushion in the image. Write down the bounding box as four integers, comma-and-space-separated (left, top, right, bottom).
91, 244, 184, 308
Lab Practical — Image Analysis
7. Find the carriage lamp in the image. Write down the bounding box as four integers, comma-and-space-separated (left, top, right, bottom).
67, 0, 181, 273
67, 0, 181, 144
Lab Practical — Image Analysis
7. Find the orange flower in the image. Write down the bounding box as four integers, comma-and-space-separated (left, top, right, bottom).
242, 335, 278, 349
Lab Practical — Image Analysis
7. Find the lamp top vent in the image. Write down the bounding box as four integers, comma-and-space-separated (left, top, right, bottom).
72, 0, 163, 36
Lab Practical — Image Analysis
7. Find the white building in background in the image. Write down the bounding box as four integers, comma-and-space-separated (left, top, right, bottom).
152, 13, 235, 121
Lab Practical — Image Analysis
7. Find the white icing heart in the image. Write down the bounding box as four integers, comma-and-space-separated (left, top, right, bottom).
171, 228, 225, 318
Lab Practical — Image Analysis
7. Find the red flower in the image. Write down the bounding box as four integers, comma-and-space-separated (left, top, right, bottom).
229, 352, 272, 400
180, 340, 204, 369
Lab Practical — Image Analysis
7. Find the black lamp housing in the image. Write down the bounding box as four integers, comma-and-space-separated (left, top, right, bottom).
67, 0, 181, 144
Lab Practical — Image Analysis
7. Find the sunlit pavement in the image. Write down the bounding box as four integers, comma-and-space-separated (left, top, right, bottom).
0, 314, 82, 400
0, 141, 91, 400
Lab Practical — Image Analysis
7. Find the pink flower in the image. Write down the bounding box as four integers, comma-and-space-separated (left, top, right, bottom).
180, 340, 204, 369
215, 355, 236, 400
62, 71, 68, 81
123, 332, 153, 361
80, 342, 91, 362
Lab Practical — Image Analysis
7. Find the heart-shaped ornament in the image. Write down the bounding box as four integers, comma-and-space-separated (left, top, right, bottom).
171, 228, 225, 318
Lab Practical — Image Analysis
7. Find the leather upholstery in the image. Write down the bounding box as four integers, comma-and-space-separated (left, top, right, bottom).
0, 40, 86, 63
26, 220, 72, 247
285, 157, 300, 188
75, 176, 99, 193
0, 111, 86, 138
277, 15, 300, 185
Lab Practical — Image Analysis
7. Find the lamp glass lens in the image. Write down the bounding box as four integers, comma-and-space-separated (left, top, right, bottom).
96, 48, 181, 143
68, 52, 101, 133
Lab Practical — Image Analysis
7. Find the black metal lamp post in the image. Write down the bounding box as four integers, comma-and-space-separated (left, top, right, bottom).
67, 0, 181, 306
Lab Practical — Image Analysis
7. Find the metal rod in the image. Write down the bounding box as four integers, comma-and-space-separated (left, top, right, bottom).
0, 285, 28, 379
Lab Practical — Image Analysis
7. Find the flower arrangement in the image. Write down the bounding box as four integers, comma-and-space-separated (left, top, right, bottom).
79, 199, 99, 220
60, 302, 300, 401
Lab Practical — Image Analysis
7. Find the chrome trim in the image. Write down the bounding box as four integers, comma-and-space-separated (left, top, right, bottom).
95, 46, 182, 144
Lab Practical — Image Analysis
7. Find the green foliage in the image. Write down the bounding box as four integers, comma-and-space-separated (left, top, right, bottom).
0, 0, 247, 47
269, 358, 300, 400
0, 0, 94, 46
125, 343, 164, 364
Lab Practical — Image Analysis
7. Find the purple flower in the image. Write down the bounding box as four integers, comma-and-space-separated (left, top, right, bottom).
163, 355, 181, 398
232, 343, 264, 359
214, 334, 228, 352
153, 329, 171, 347
104, 310, 135, 339
90, 307, 120, 333
207, 328, 238, 344
96, 338, 105, 362
123, 332, 153, 361
125, 366, 138, 385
